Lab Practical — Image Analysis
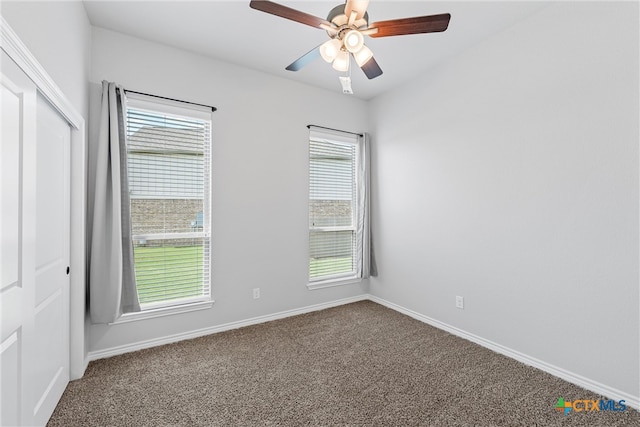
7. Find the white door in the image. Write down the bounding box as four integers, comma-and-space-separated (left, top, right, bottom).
30, 92, 71, 426
1, 50, 71, 427
0, 49, 30, 427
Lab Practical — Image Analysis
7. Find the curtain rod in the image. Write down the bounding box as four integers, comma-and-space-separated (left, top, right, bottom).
307, 124, 363, 137
124, 89, 217, 112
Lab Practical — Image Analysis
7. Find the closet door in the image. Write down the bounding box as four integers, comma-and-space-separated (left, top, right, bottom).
30, 92, 71, 426
1, 50, 71, 427
0, 49, 33, 427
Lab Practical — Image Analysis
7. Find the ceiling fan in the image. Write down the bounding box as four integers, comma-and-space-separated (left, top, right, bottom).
249, 0, 451, 85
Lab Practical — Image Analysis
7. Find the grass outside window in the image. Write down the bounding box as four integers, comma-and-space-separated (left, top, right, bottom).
133, 244, 205, 305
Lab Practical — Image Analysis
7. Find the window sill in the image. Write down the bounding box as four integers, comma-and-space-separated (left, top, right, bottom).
109, 300, 214, 325
307, 277, 362, 290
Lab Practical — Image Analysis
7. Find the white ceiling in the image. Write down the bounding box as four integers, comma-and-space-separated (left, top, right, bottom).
83, 0, 550, 100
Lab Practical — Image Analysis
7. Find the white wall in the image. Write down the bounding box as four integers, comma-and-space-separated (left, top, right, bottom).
369, 1, 639, 399
88, 27, 369, 353
1, 1, 91, 119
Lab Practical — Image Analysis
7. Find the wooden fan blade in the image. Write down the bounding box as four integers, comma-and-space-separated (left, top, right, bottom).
344, 0, 370, 21
369, 13, 451, 38
286, 46, 321, 71
360, 56, 383, 79
250, 0, 328, 29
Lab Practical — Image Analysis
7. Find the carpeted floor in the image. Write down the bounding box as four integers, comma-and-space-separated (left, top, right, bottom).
49, 301, 638, 426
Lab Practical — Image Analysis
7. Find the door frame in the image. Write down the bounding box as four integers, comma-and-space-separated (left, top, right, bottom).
1, 16, 87, 380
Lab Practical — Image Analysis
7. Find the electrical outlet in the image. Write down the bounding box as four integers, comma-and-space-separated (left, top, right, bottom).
456, 296, 464, 309
253, 288, 260, 299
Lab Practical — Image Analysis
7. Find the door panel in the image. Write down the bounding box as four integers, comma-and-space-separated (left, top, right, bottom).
0, 78, 20, 293
32, 290, 67, 423
0, 51, 32, 427
31, 94, 70, 426
0, 333, 20, 427
0, 74, 23, 344
1, 50, 71, 427
35, 96, 69, 308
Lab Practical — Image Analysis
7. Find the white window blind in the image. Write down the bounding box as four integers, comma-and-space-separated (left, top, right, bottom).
125, 93, 212, 309
309, 128, 358, 282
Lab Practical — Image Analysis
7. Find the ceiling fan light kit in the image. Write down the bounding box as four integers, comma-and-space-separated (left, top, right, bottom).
319, 39, 342, 63
353, 45, 373, 67
344, 30, 365, 53
249, 0, 451, 94
332, 50, 351, 72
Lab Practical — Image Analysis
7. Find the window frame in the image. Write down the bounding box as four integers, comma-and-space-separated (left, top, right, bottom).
308, 128, 362, 288
123, 92, 213, 315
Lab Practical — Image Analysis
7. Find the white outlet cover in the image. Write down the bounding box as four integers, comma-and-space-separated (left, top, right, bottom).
456, 296, 464, 309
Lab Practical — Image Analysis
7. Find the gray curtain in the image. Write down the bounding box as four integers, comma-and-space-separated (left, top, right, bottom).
356, 133, 377, 278
89, 81, 140, 323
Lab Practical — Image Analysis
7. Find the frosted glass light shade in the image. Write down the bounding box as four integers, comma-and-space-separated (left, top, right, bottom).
354, 45, 373, 67
320, 39, 342, 63
344, 30, 364, 53
332, 50, 350, 72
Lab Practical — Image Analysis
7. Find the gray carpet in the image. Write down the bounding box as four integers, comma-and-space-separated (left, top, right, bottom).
49, 301, 638, 426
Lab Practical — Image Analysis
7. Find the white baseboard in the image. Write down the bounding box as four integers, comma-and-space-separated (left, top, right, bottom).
368, 295, 640, 411
87, 294, 368, 362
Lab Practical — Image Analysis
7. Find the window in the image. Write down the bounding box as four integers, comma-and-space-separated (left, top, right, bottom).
125, 93, 212, 310
309, 128, 360, 284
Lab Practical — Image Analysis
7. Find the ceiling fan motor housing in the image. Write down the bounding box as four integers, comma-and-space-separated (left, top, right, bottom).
326, 4, 369, 38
